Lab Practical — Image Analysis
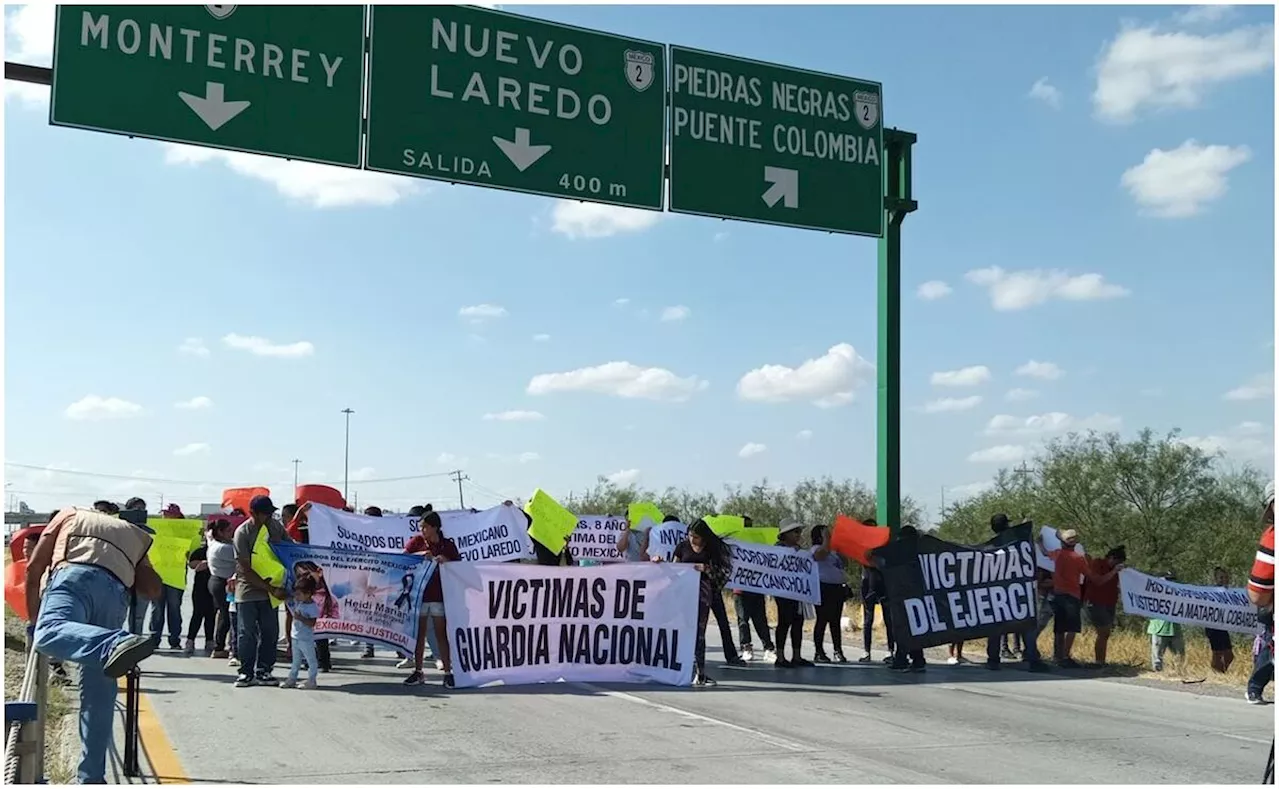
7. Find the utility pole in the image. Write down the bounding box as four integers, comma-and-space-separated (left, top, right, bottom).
450, 470, 468, 509
292, 459, 301, 491
939, 485, 946, 516
341, 408, 355, 503
876, 128, 919, 536
1013, 461, 1033, 488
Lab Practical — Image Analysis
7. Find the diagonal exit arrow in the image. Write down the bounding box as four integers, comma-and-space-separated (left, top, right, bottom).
178, 82, 251, 131
762, 166, 799, 209
492, 128, 552, 172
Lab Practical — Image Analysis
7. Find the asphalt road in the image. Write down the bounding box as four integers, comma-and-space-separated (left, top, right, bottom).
131, 622, 1273, 784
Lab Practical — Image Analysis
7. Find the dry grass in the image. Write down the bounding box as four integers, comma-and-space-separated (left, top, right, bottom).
5, 601, 75, 782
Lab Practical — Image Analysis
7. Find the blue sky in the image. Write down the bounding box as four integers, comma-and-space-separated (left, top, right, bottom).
3, 3, 1274, 519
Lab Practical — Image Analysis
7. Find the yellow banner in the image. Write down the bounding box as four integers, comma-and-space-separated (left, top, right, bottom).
705, 515, 745, 538
148, 534, 192, 590
253, 526, 287, 609
733, 526, 780, 545
525, 489, 578, 555
147, 518, 203, 551
627, 501, 664, 530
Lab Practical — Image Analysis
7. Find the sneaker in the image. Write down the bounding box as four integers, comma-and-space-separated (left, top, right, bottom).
946, 656, 960, 665
182, 639, 195, 657
363, 645, 375, 659
814, 652, 832, 664
890, 663, 911, 673
858, 653, 872, 664
792, 657, 815, 668
692, 671, 706, 687
1246, 691, 1265, 705
442, 672, 455, 688
985, 660, 1001, 671
882, 655, 894, 664
701, 675, 718, 687
1059, 658, 1081, 669
725, 657, 747, 667
396, 657, 415, 669
1027, 661, 1051, 673
281, 679, 297, 689
762, 649, 777, 662
228, 656, 240, 667
775, 657, 794, 668
1000, 647, 1017, 660
435, 659, 445, 671
255, 672, 279, 687
834, 651, 850, 664
909, 664, 927, 673
403, 671, 424, 686
234, 674, 256, 688
741, 647, 755, 662
303, 680, 317, 690
104, 635, 157, 678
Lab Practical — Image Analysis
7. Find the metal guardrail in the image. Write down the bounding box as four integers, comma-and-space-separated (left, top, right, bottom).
4, 640, 49, 784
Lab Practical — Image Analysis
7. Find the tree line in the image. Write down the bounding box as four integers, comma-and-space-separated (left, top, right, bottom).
563, 428, 1269, 594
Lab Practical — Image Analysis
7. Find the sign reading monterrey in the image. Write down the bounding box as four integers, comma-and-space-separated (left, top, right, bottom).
364, 5, 666, 210
668, 46, 884, 236
50, 5, 366, 167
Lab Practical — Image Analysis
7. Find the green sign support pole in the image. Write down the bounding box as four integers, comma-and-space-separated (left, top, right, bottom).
876, 128, 918, 535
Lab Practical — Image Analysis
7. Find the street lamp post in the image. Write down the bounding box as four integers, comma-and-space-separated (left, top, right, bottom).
341, 409, 355, 502
292, 459, 301, 491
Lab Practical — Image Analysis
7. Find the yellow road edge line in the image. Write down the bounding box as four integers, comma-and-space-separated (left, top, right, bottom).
117, 676, 189, 784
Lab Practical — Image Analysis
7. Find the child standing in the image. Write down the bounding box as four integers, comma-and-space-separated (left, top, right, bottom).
284, 576, 320, 689
1148, 617, 1184, 672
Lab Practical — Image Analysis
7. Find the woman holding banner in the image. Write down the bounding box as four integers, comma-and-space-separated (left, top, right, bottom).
655, 518, 733, 686
774, 523, 814, 669
404, 510, 460, 688
809, 524, 849, 663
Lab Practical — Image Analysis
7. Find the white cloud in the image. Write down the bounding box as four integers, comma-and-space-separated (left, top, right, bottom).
458, 304, 508, 322
607, 469, 641, 486
1093, 21, 1273, 123
1174, 5, 1235, 25
528, 362, 707, 402
347, 467, 377, 482
173, 442, 210, 457
923, 396, 983, 414
986, 412, 1122, 436
222, 333, 314, 358
550, 202, 662, 239
518, 452, 540, 464
436, 453, 468, 467
4, 5, 53, 106
796, 429, 814, 441
916, 280, 953, 301
738, 442, 767, 459
931, 365, 991, 388
736, 343, 874, 407
1005, 388, 1039, 402
1234, 421, 1266, 436
950, 481, 994, 500
713, 231, 730, 243
1121, 140, 1251, 218
64, 395, 143, 421
965, 266, 1129, 311
614, 298, 631, 307
1029, 77, 1063, 109
968, 445, 1028, 464
1180, 422, 1273, 459
482, 410, 545, 422
162, 144, 421, 208
1224, 373, 1274, 401
661, 305, 691, 322
1140, 387, 1165, 397
175, 396, 213, 411
533, 334, 551, 343
1015, 360, 1065, 381
178, 337, 210, 357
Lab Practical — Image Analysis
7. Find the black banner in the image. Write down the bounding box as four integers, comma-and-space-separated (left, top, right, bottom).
870, 523, 1038, 652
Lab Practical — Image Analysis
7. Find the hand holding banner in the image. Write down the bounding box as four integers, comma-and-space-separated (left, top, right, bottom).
525, 489, 578, 554
725, 540, 820, 603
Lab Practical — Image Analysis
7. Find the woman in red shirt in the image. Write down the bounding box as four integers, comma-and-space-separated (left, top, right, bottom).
403, 511, 461, 688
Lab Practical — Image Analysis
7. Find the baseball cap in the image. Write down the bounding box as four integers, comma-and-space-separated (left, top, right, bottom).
249, 495, 277, 514
1059, 528, 1079, 545
778, 522, 804, 536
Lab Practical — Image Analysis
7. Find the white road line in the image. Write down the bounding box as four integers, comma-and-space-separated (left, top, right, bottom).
574, 683, 813, 752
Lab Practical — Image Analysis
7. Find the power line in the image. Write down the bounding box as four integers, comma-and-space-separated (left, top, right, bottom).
4, 462, 456, 487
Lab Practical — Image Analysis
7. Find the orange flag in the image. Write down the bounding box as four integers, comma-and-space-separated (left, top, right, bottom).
831, 514, 890, 567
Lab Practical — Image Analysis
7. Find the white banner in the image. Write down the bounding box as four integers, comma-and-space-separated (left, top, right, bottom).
725, 540, 820, 604
307, 503, 532, 562
442, 562, 698, 688
447, 505, 534, 562
567, 515, 628, 564
1119, 568, 1259, 635
646, 521, 687, 563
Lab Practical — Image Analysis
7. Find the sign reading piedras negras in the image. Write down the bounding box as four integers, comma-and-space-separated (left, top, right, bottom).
668, 46, 884, 236
365, 5, 666, 210
50, 5, 366, 166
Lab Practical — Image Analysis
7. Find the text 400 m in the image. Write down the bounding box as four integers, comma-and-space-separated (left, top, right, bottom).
559, 173, 627, 198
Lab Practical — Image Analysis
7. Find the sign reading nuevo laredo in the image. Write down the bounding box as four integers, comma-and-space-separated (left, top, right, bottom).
668, 45, 884, 236
50, 5, 367, 166
364, 5, 666, 210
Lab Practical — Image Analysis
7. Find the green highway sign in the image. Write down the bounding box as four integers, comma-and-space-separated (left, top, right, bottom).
668, 46, 884, 236
50, 5, 366, 166
365, 5, 666, 210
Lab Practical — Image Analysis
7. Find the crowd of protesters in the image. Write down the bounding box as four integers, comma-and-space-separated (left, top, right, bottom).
16, 484, 1276, 782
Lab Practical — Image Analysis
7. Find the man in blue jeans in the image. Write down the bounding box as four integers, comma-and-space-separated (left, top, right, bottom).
25, 507, 163, 784
233, 495, 293, 687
